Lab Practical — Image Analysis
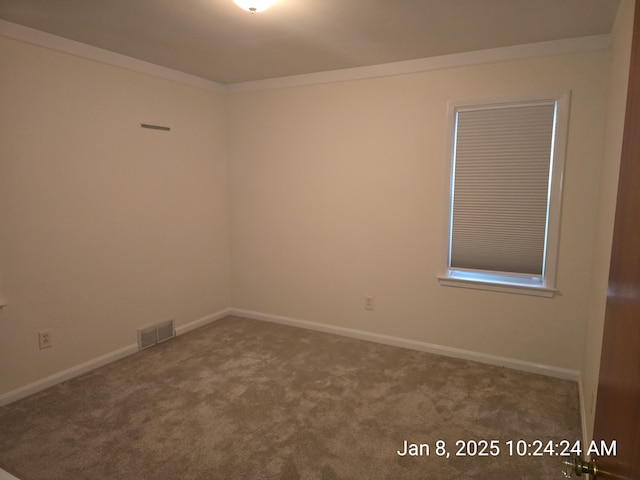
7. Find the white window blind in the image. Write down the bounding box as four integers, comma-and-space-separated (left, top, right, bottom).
449, 101, 557, 278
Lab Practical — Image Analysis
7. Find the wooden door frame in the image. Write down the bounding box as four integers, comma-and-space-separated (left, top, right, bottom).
592, 0, 640, 478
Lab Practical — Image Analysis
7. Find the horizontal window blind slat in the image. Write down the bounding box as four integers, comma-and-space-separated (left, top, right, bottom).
450, 102, 555, 275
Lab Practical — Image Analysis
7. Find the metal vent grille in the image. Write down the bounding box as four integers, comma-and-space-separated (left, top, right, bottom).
137, 319, 175, 351
156, 320, 175, 343
138, 327, 157, 350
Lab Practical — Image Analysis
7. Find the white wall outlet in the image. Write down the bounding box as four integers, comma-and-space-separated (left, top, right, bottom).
38, 330, 53, 349
364, 295, 375, 311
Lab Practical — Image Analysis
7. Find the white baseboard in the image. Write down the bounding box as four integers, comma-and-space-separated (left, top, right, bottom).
174, 308, 231, 336
230, 308, 580, 382
0, 308, 230, 407
0, 468, 20, 480
577, 375, 590, 452
0, 343, 137, 407
0, 306, 580, 409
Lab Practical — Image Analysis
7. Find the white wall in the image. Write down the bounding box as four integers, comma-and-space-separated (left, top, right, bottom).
0, 18, 624, 403
228, 51, 609, 372
0, 36, 230, 396
582, 0, 634, 442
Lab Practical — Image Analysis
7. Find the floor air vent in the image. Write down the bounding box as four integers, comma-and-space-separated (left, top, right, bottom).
138, 319, 175, 351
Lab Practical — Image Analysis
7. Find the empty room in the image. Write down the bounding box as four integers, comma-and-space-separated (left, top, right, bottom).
1, 0, 639, 478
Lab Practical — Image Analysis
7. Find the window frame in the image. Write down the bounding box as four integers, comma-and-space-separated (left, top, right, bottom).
438, 93, 570, 298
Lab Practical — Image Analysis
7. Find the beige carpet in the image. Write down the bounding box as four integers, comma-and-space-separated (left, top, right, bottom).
0, 316, 581, 479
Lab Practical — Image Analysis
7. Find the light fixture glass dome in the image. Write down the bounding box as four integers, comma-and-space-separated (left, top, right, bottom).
233, 0, 274, 13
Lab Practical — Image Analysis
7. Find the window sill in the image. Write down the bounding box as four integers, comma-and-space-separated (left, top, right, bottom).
438, 276, 557, 298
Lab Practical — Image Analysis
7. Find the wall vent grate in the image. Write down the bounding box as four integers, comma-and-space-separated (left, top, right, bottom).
138, 319, 175, 351
156, 320, 174, 343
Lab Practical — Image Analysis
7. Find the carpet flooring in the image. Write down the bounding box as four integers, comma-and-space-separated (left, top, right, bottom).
0, 316, 582, 479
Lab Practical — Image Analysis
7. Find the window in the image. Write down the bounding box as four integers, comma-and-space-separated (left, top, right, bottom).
439, 95, 569, 297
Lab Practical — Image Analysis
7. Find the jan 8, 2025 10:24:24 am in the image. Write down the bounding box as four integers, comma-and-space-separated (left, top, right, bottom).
396, 439, 617, 458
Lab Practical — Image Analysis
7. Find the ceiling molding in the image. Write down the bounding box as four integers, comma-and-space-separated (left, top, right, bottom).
225, 34, 611, 93
1, 19, 610, 95
0, 20, 226, 94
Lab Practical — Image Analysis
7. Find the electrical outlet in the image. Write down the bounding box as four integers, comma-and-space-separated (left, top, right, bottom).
38, 330, 53, 349
364, 295, 375, 311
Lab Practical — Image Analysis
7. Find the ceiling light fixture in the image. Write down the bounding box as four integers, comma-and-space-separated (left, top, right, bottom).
233, 0, 274, 14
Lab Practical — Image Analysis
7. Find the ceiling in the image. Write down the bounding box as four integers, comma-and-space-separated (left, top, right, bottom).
0, 0, 621, 85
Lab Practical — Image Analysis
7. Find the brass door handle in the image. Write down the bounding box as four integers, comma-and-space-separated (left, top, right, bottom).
562, 455, 598, 478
